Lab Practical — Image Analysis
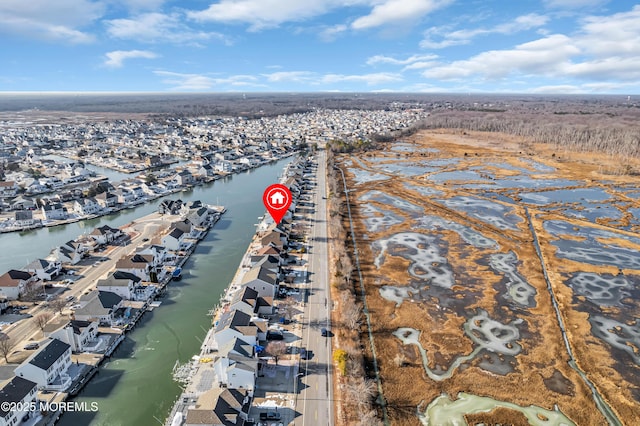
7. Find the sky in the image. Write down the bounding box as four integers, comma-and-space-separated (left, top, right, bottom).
1, 0, 639, 93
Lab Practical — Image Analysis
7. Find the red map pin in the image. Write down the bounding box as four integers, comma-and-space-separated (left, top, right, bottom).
263, 183, 292, 225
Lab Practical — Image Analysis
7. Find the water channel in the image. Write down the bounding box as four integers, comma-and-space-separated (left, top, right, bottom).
0, 158, 292, 425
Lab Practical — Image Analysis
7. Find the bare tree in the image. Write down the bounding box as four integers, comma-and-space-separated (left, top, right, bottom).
0, 333, 12, 363
34, 313, 53, 335
278, 297, 298, 321
266, 341, 287, 365
21, 281, 44, 302
49, 297, 67, 314
341, 292, 361, 330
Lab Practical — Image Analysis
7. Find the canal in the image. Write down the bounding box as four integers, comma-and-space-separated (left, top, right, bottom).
2, 158, 292, 426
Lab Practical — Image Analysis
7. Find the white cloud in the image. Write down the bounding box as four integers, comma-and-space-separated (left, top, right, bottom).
113, 0, 166, 11
423, 35, 579, 80
106, 12, 229, 45
576, 5, 640, 57
543, 0, 609, 8
104, 50, 158, 68
0, 0, 103, 43
188, 0, 452, 31
318, 24, 348, 41
263, 71, 316, 83
421, 13, 549, 49
366, 54, 438, 66
351, 0, 452, 30
154, 71, 264, 90
187, 0, 336, 30
320, 72, 403, 85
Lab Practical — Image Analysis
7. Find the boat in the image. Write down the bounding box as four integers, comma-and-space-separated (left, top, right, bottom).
172, 267, 182, 281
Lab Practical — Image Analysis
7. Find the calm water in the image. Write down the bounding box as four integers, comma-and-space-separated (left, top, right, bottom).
11, 158, 293, 426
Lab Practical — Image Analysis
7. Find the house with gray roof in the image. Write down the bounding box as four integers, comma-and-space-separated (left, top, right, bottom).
14, 339, 72, 391
0, 376, 39, 426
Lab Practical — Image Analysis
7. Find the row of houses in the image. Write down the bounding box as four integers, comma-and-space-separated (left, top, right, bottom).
175, 158, 317, 426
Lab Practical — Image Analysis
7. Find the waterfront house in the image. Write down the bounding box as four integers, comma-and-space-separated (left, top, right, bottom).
90, 224, 123, 245
240, 266, 278, 299
23, 258, 62, 281
212, 355, 257, 392
95, 191, 118, 209
14, 210, 37, 227
175, 170, 194, 186
218, 337, 255, 359
10, 196, 36, 211
96, 271, 141, 300
214, 160, 233, 174
0, 181, 17, 198
214, 310, 258, 347
137, 245, 170, 268
228, 286, 273, 317
48, 320, 99, 353
0, 270, 36, 300
41, 202, 67, 221
14, 339, 73, 392
52, 245, 82, 265
114, 188, 135, 204
184, 388, 251, 426
73, 197, 101, 216
115, 254, 153, 281
197, 164, 215, 178
187, 207, 210, 228
73, 290, 123, 325
0, 376, 39, 426
158, 199, 183, 215
162, 227, 187, 252
171, 219, 195, 238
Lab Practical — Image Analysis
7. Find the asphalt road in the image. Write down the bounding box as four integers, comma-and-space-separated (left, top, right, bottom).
296, 149, 334, 426
2, 213, 168, 359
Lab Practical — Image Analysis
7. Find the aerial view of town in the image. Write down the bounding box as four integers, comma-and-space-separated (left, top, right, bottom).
2, 1, 640, 426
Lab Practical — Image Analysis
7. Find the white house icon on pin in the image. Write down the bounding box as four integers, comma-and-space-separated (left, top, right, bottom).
270, 191, 285, 205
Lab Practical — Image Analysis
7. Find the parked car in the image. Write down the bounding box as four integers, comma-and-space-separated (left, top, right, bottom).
321, 327, 329, 337
266, 330, 284, 341
24, 343, 39, 350
259, 412, 281, 421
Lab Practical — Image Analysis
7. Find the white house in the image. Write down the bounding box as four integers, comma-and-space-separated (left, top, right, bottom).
90, 224, 122, 245
0, 376, 39, 426
240, 266, 278, 299
41, 203, 67, 221
162, 227, 186, 251
115, 255, 153, 281
73, 290, 123, 325
96, 271, 140, 300
14, 339, 73, 391
0, 181, 17, 198
49, 320, 99, 353
0, 270, 36, 300
73, 198, 101, 216
23, 258, 62, 281
213, 355, 257, 392
214, 310, 257, 348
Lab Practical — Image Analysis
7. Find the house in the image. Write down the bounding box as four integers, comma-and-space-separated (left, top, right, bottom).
14, 339, 73, 391
214, 160, 233, 174
0, 270, 36, 300
73, 198, 101, 216
228, 286, 273, 317
158, 199, 183, 215
240, 266, 278, 299
260, 228, 287, 250
114, 188, 135, 204
0, 376, 39, 426
73, 290, 123, 325
115, 254, 153, 281
14, 210, 36, 227
214, 310, 258, 347
23, 258, 62, 281
90, 224, 122, 245
95, 192, 118, 209
187, 207, 210, 227
48, 320, 99, 353
96, 271, 140, 300
10, 196, 36, 211
213, 354, 258, 392
41, 203, 67, 221
184, 388, 251, 426
162, 227, 186, 251
137, 245, 169, 268
175, 170, 194, 186
0, 181, 17, 198
52, 245, 82, 265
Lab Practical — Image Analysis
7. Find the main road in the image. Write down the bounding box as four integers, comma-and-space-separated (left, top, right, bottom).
295, 148, 334, 426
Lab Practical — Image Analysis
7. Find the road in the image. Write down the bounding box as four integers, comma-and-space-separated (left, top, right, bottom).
2, 213, 169, 359
296, 149, 334, 426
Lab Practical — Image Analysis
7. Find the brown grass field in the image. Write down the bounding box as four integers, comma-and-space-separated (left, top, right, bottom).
336, 129, 640, 425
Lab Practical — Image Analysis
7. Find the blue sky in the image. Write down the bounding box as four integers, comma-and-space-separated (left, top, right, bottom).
1, 0, 639, 93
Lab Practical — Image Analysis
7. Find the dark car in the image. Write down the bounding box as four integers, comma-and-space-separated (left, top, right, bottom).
24, 343, 39, 350
321, 327, 329, 337
300, 348, 308, 359
266, 330, 284, 340
259, 412, 281, 421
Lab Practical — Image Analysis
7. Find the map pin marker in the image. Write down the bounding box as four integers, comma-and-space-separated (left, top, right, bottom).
263, 183, 292, 225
